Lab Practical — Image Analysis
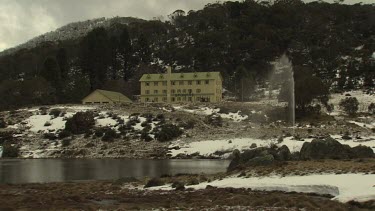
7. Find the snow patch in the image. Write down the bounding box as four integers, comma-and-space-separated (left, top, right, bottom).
148, 174, 375, 203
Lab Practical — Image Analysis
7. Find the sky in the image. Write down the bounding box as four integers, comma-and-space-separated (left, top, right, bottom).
0, 0, 373, 52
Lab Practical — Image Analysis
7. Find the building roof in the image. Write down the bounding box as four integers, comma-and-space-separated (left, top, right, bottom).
139, 72, 222, 82
82, 89, 132, 103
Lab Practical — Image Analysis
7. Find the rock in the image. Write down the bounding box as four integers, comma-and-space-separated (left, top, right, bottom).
299, 137, 371, 160
342, 134, 352, 140
276, 145, 291, 161
246, 154, 274, 166
144, 178, 164, 188
250, 143, 257, 148
172, 181, 185, 191
351, 145, 374, 158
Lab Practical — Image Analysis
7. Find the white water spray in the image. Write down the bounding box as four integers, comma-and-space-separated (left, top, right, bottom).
271, 54, 295, 127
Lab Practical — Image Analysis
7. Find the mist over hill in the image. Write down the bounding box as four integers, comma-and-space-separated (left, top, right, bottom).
0, 0, 374, 110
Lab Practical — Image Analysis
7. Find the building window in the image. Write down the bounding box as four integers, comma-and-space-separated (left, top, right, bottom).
179, 81, 184, 85
188, 81, 192, 85
154, 97, 158, 102
162, 81, 167, 86
188, 89, 192, 94
177, 97, 181, 101
188, 97, 192, 101
183, 89, 186, 93
205, 80, 209, 85
154, 82, 158, 86
196, 80, 201, 85
146, 90, 150, 94
145, 82, 150, 86
177, 89, 181, 93
162, 97, 167, 102
172, 89, 176, 94
163, 90, 167, 94
196, 89, 201, 93
154, 90, 158, 94
171, 81, 176, 85
172, 97, 175, 102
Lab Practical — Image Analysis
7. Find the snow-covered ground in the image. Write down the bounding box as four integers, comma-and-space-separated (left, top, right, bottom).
148, 173, 375, 203
173, 106, 248, 122
168, 136, 375, 158
8, 106, 95, 134
348, 121, 375, 129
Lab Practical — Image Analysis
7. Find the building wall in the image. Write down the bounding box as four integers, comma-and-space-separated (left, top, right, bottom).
140, 77, 222, 103
82, 92, 113, 104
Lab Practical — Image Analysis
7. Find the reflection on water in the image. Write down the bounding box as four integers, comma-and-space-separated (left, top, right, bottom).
0, 159, 230, 184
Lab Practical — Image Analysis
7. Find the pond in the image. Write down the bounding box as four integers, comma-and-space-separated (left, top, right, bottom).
0, 159, 230, 184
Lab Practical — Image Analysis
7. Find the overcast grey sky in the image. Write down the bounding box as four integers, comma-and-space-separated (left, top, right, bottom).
0, 0, 373, 51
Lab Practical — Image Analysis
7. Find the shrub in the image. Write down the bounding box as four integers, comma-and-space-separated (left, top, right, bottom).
61, 139, 71, 147
144, 178, 164, 188
178, 119, 195, 129
368, 103, 375, 114
141, 131, 153, 142
0, 131, 13, 145
326, 103, 334, 114
49, 109, 62, 118
65, 111, 95, 134
2, 144, 19, 158
154, 124, 183, 142
156, 113, 165, 120
204, 114, 223, 127
0, 118, 6, 128
58, 130, 71, 139
43, 133, 57, 140
102, 128, 119, 142
339, 97, 359, 116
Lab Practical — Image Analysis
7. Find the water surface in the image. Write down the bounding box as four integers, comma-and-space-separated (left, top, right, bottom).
0, 159, 230, 184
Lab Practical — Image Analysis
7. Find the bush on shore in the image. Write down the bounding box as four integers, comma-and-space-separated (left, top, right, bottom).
2, 144, 20, 158
65, 111, 95, 134
154, 124, 183, 142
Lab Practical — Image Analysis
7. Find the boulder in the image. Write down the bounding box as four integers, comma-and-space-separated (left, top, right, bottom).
300, 137, 374, 160
351, 145, 374, 158
246, 154, 274, 166
300, 137, 352, 160
275, 145, 291, 161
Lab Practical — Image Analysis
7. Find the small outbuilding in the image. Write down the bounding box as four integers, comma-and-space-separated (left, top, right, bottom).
82, 89, 132, 104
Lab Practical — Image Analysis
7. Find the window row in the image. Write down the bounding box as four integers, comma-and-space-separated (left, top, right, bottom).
144, 96, 211, 102
145, 89, 201, 94
145, 80, 210, 86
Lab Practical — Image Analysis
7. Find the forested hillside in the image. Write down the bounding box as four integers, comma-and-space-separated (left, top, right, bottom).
0, 0, 374, 110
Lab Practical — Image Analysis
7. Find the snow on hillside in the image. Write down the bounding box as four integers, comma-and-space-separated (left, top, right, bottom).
148, 173, 375, 203
8, 105, 95, 134
168, 136, 375, 158
329, 90, 374, 113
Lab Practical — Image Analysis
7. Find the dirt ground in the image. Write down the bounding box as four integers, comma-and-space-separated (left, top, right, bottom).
0, 181, 371, 210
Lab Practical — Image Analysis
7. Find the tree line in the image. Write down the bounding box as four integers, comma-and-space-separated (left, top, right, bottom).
0, 0, 374, 110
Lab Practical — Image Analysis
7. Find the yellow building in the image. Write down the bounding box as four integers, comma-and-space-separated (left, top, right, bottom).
82, 89, 132, 104
139, 67, 223, 103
